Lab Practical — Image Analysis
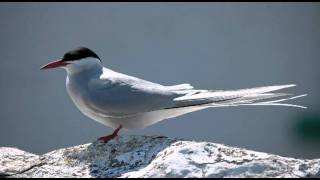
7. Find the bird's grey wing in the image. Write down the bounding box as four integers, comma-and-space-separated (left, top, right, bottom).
87, 69, 181, 115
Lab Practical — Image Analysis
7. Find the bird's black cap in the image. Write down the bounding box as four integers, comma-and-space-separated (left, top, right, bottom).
61, 47, 101, 62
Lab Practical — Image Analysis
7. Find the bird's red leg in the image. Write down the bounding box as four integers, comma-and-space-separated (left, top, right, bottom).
98, 125, 122, 143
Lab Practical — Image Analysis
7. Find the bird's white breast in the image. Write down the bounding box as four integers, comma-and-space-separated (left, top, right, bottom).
66, 76, 121, 129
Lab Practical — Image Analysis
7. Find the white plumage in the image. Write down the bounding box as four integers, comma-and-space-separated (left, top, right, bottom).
63, 58, 306, 130
41, 47, 307, 142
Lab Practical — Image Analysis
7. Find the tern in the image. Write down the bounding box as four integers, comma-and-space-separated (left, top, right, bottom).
41, 47, 307, 143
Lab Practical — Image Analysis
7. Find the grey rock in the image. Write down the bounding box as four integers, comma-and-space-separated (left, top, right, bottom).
0, 147, 43, 177
1, 135, 320, 178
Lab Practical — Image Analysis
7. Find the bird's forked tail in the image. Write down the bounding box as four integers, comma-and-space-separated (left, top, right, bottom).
173, 84, 307, 109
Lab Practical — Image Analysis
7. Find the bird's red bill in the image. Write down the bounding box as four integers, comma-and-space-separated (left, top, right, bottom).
41, 59, 69, 70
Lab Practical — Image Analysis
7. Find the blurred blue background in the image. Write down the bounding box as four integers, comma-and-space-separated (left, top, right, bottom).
0, 3, 319, 159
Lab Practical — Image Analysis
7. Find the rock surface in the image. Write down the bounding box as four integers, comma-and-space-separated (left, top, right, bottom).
1, 135, 320, 178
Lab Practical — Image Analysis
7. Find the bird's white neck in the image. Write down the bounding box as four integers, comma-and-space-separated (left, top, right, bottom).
64, 57, 103, 76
